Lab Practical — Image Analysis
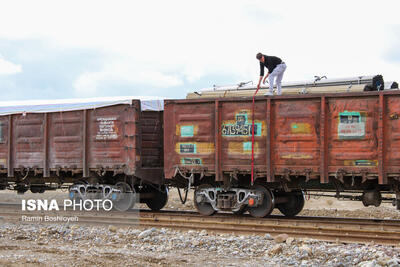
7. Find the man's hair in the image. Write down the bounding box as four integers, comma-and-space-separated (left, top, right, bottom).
256, 53, 263, 60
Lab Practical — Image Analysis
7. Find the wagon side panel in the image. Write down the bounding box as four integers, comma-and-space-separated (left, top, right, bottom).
12, 113, 45, 171
164, 100, 215, 179
140, 111, 163, 168
384, 95, 400, 177
272, 99, 321, 179
327, 96, 379, 177
48, 110, 84, 171
220, 100, 267, 175
87, 102, 141, 176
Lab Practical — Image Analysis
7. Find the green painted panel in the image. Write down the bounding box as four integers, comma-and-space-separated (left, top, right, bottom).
180, 125, 194, 137
243, 141, 252, 151
181, 158, 202, 165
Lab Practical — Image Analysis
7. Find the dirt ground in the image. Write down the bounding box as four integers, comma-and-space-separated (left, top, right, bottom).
0, 188, 399, 266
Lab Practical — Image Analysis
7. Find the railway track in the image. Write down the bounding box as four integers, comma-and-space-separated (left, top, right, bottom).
0, 203, 399, 246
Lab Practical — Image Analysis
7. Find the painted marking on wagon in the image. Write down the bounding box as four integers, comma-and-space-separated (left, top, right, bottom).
176, 142, 214, 154
222, 111, 263, 137
338, 111, 365, 140
243, 142, 252, 151
291, 123, 311, 134
344, 160, 378, 167
96, 117, 118, 140
179, 143, 196, 154
180, 125, 194, 137
176, 124, 198, 137
281, 153, 313, 159
181, 158, 202, 165
228, 142, 260, 154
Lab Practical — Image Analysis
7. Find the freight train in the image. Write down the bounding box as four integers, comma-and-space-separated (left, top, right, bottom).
1, 76, 400, 217
0, 97, 166, 211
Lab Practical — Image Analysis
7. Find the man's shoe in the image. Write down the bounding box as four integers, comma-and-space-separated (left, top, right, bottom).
264, 91, 273, 96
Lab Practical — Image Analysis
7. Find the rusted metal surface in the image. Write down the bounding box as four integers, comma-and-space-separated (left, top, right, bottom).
140, 111, 163, 168
266, 99, 272, 182
0, 100, 164, 185
164, 91, 400, 185
385, 95, 400, 175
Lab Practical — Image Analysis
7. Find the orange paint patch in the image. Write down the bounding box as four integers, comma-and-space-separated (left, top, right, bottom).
228, 142, 260, 154
175, 142, 214, 154
281, 153, 313, 159
290, 123, 312, 134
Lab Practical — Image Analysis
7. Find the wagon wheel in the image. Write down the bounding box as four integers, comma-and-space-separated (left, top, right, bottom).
277, 191, 305, 217
145, 185, 169, 211
248, 185, 274, 218
194, 184, 216, 216
113, 182, 136, 211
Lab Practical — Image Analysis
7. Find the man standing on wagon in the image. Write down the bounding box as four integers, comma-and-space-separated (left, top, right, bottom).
256, 52, 287, 95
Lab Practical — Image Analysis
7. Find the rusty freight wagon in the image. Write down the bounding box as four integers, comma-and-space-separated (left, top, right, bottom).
164, 90, 400, 217
0, 97, 166, 211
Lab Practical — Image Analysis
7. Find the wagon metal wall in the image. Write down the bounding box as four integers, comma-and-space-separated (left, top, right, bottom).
0, 100, 164, 184
164, 91, 400, 185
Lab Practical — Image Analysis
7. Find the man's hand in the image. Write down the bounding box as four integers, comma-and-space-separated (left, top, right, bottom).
258, 76, 263, 88
263, 74, 269, 84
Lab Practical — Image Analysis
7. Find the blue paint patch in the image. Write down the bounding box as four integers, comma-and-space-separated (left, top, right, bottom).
179, 143, 197, 154
243, 142, 253, 151
355, 160, 377, 166
181, 125, 194, 137
181, 158, 202, 165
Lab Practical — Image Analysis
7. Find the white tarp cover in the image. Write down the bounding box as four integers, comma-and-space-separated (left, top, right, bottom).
0, 96, 165, 116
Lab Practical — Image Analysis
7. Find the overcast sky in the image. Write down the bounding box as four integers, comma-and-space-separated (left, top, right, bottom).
0, 0, 399, 100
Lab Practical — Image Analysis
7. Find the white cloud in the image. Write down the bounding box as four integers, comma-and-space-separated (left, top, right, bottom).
73, 61, 183, 96
1, 0, 400, 92
0, 57, 22, 75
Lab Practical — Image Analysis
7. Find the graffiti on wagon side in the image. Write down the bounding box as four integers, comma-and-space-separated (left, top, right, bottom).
221, 111, 262, 137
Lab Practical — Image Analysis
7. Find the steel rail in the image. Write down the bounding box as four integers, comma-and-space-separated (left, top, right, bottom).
1, 207, 399, 246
